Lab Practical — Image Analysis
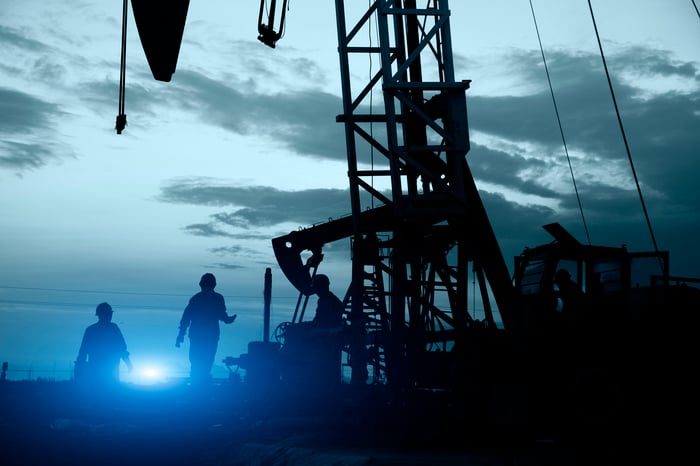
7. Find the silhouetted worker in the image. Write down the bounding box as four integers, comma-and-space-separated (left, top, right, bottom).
176, 273, 236, 385
554, 269, 584, 318
310, 274, 344, 328
75, 302, 133, 388
553, 268, 587, 367
309, 274, 345, 398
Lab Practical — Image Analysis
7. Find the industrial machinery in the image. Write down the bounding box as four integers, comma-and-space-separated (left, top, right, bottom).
128, 0, 700, 441
269, 0, 515, 394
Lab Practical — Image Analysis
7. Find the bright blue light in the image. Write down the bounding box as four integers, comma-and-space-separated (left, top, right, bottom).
124, 361, 176, 385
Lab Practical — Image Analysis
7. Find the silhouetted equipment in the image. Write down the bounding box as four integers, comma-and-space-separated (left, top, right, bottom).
271, 207, 393, 296
132, 0, 700, 444
262, 0, 700, 438
266, 0, 516, 396
258, 0, 288, 48
130, 0, 190, 82
223, 269, 280, 397
263, 267, 272, 343
116, 0, 129, 134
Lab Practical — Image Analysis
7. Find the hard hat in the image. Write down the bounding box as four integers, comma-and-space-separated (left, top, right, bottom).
312, 274, 330, 289
96, 302, 113, 317
199, 273, 217, 288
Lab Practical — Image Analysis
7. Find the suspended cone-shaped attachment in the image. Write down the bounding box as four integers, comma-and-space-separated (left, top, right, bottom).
130, 0, 190, 82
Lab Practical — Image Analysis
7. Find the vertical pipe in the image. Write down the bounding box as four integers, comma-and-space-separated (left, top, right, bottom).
263, 267, 272, 342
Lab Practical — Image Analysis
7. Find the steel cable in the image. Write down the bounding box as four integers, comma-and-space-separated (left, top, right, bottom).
588, 0, 661, 259
529, 0, 591, 245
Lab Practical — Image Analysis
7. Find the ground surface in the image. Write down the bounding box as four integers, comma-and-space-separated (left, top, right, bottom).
0, 379, 618, 466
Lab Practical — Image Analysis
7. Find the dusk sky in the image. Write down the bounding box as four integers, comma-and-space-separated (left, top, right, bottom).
1, 0, 699, 382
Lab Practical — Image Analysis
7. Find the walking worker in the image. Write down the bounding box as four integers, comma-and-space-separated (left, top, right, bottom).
176, 273, 237, 385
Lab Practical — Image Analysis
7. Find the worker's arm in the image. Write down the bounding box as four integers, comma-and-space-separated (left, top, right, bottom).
176, 305, 192, 347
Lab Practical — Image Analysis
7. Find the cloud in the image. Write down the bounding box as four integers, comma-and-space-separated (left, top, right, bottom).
612, 45, 699, 81
183, 223, 235, 238
412, 44, 700, 275
160, 69, 347, 161
468, 46, 698, 154
210, 245, 258, 256
159, 177, 351, 233
154, 44, 699, 220
8, 5, 696, 276
0, 140, 59, 171
207, 262, 248, 270
0, 88, 72, 171
208, 245, 263, 269
0, 88, 59, 135
151, 43, 699, 277
0, 24, 49, 55
0, 21, 75, 88
464, 46, 699, 256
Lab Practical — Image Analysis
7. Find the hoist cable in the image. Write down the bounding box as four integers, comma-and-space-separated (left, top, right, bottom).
116, 0, 128, 134
693, 0, 700, 20
529, 0, 591, 245
587, 0, 660, 256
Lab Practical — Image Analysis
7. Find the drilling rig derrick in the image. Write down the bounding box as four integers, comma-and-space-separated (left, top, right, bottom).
272, 1, 515, 397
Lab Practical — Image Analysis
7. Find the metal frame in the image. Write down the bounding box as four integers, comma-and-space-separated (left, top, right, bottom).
333, 0, 514, 390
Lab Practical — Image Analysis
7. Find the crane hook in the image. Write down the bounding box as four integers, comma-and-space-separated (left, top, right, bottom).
258, 0, 288, 48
